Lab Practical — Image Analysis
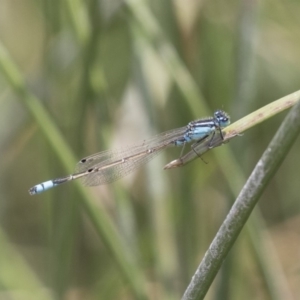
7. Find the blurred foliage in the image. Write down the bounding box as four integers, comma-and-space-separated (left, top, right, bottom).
1, 0, 300, 299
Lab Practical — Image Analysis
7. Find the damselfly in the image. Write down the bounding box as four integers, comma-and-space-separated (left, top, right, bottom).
29, 110, 230, 195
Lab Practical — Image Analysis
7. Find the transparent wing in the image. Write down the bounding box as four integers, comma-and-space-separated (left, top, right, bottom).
74, 126, 188, 186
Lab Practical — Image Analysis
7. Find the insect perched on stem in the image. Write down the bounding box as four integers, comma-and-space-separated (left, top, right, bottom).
29, 110, 230, 195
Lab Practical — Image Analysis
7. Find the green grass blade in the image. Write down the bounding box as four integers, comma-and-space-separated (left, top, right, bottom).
182, 95, 300, 300
0, 41, 148, 300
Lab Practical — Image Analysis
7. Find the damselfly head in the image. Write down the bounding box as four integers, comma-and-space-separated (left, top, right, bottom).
214, 110, 230, 127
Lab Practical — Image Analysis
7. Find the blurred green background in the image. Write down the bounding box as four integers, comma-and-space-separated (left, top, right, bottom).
1, 0, 300, 299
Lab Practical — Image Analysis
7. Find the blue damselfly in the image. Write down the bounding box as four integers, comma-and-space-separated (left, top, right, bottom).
29, 110, 230, 195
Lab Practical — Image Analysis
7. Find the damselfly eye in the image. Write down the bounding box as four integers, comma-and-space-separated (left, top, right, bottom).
222, 116, 228, 122
214, 110, 230, 127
